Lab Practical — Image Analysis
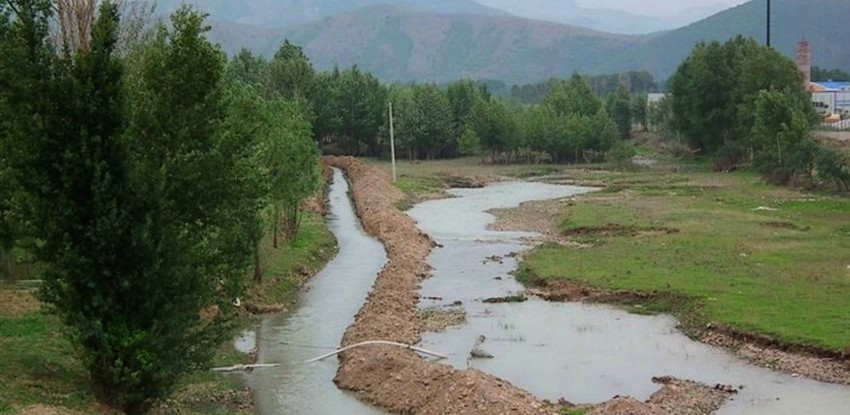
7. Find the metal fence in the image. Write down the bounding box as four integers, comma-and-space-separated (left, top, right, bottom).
822, 119, 850, 130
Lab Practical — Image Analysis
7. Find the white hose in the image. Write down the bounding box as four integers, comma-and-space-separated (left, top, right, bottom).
304, 340, 449, 363
211, 363, 280, 372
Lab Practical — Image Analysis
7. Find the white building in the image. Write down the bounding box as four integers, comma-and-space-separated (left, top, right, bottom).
810, 82, 850, 118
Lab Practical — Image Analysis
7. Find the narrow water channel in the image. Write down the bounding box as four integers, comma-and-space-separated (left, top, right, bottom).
248, 169, 388, 415
408, 181, 850, 415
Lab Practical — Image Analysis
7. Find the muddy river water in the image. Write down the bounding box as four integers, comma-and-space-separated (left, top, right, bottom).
247, 173, 848, 414
249, 169, 387, 415
408, 181, 850, 415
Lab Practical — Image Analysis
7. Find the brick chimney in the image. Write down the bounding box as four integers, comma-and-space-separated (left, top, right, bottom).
796, 39, 811, 85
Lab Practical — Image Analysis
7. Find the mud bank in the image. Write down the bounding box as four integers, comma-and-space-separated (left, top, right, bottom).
325, 156, 550, 415
527, 278, 850, 385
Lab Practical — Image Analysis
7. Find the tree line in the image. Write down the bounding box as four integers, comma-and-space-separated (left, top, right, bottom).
0, 1, 319, 413
667, 36, 849, 188
250, 43, 643, 164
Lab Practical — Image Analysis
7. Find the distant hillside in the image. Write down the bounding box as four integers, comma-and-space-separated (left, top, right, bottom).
154, 0, 507, 27
472, 0, 674, 34
603, 0, 850, 79
207, 5, 638, 83
203, 0, 850, 84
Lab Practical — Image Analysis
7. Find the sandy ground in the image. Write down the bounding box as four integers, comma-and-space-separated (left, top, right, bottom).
325, 156, 731, 415
490, 196, 850, 386
816, 131, 850, 142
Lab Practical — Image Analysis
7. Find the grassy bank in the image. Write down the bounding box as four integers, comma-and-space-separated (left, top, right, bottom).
517, 165, 850, 351
366, 157, 565, 208
0, 211, 336, 415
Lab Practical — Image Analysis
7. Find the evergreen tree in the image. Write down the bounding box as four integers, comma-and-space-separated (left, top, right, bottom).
336, 66, 386, 155
225, 48, 268, 87
266, 39, 315, 103
606, 84, 633, 139
2, 4, 267, 411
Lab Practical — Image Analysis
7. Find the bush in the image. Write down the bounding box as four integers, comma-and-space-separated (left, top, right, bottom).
815, 148, 850, 190
609, 140, 638, 167
712, 142, 748, 172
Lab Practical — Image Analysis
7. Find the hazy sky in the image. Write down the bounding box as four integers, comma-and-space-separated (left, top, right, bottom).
574, 0, 750, 17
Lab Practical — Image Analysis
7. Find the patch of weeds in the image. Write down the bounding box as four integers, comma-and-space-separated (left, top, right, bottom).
483, 295, 527, 304
395, 176, 442, 197
832, 224, 850, 236
563, 224, 678, 238
599, 185, 624, 194
559, 409, 590, 415
418, 308, 466, 332
761, 221, 810, 232
436, 174, 484, 189
394, 198, 414, 211
638, 185, 709, 197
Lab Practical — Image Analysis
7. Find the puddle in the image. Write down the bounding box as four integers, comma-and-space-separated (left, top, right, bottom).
249, 169, 388, 415
233, 330, 256, 355
408, 181, 850, 415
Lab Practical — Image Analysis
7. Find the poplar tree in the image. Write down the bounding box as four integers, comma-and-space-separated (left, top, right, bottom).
1, 3, 266, 412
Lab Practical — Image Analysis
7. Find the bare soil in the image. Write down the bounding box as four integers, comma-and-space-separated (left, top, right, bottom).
488, 199, 573, 238
325, 156, 732, 415
576, 377, 731, 415
418, 308, 467, 332
0, 288, 40, 317
702, 328, 850, 385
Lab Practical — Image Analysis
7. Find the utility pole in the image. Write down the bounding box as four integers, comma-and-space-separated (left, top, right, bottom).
389, 101, 397, 183
766, 0, 771, 47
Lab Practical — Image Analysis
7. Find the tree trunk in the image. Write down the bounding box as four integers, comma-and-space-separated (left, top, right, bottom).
253, 244, 262, 283
272, 214, 279, 249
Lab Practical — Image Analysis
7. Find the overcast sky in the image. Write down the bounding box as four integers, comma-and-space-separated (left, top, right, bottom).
574, 0, 750, 17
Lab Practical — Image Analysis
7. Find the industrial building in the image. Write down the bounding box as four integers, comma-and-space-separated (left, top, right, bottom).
797, 39, 850, 121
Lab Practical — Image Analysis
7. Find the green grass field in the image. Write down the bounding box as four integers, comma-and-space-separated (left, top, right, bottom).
518, 167, 850, 351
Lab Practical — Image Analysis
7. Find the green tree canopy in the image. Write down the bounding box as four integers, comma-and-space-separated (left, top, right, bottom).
1, 4, 267, 412
670, 36, 812, 155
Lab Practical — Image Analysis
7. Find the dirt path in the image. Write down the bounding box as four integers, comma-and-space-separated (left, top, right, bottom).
325, 156, 731, 415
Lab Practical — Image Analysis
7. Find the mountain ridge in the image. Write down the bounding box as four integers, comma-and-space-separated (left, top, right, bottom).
199, 0, 850, 84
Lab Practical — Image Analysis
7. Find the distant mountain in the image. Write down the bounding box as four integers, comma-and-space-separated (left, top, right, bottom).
471, 0, 673, 34
202, 0, 850, 84
154, 0, 507, 27
472, 1, 739, 35
604, 0, 850, 80
207, 5, 636, 83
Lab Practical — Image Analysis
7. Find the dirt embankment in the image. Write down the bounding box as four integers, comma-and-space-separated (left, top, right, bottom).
325, 156, 549, 415
325, 157, 732, 415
